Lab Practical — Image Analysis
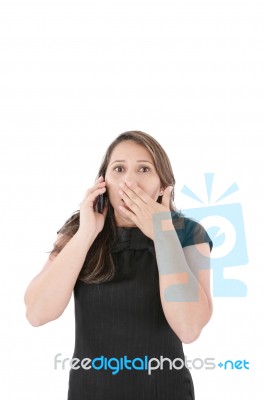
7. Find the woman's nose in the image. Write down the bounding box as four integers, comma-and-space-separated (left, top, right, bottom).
122, 172, 137, 185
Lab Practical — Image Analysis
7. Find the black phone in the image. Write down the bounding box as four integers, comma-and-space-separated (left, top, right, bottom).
96, 192, 107, 214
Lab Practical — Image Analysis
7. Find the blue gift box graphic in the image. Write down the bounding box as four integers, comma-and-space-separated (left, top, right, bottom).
180, 173, 248, 297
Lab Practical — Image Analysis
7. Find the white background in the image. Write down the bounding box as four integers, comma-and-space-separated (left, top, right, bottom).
0, 0, 265, 399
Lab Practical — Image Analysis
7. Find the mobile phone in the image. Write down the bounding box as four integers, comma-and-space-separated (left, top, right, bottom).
96, 193, 107, 214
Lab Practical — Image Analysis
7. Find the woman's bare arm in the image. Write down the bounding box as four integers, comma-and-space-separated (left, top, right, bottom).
24, 176, 108, 327
24, 230, 96, 327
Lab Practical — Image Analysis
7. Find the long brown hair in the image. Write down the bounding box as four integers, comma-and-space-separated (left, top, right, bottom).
49, 130, 179, 284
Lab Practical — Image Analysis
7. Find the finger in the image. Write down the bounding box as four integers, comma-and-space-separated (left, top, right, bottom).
84, 180, 106, 197
90, 186, 106, 200
118, 204, 137, 224
119, 188, 141, 213
81, 186, 106, 205
161, 186, 173, 208
94, 175, 104, 183
93, 181, 106, 191
125, 181, 154, 204
119, 182, 149, 207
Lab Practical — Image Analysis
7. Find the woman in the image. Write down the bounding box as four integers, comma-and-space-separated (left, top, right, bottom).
24, 130, 213, 399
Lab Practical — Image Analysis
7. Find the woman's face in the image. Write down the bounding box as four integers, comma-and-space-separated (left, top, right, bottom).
105, 140, 163, 227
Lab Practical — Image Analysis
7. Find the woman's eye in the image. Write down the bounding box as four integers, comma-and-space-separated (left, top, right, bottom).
114, 166, 124, 172
140, 166, 150, 172
113, 166, 150, 172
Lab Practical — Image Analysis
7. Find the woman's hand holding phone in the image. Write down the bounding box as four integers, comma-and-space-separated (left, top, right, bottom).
78, 176, 108, 239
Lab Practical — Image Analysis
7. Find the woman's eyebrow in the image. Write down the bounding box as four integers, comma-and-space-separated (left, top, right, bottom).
110, 160, 153, 165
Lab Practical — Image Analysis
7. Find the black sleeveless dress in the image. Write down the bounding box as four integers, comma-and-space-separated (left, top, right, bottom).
67, 217, 213, 400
